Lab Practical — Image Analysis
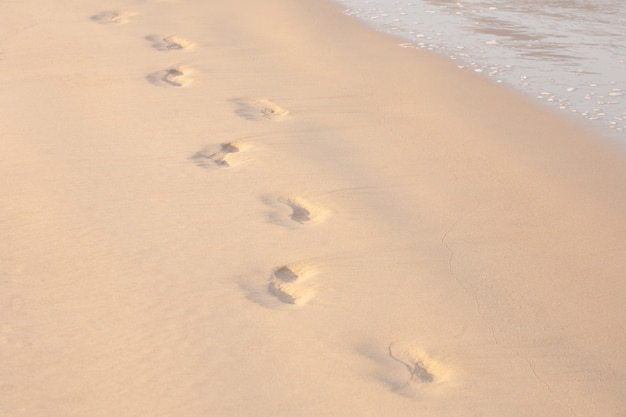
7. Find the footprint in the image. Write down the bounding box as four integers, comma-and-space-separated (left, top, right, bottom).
191, 142, 243, 168
162, 68, 190, 87
147, 67, 192, 87
278, 195, 325, 224
234, 98, 289, 121
267, 264, 316, 305
388, 341, 450, 385
91, 10, 135, 24
147, 35, 195, 51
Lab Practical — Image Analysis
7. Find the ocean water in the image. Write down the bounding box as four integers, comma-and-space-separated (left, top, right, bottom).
337, 0, 626, 143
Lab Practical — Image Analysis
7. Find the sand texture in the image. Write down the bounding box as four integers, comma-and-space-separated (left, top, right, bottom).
1, 0, 625, 416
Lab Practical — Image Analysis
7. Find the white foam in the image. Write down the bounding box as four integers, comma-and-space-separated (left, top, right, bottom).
338, 0, 626, 142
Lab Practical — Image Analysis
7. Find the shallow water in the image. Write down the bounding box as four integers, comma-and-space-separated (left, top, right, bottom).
338, 0, 626, 142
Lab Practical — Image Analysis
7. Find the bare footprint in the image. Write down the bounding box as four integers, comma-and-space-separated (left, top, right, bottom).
147, 67, 192, 87
91, 10, 135, 24
147, 35, 195, 51
268, 264, 316, 305
388, 341, 450, 386
191, 142, 243, 168
233, 98, 289, 121
278, 195, 325, 224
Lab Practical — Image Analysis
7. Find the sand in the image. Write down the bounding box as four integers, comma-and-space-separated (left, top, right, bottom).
1, 0, 625, 416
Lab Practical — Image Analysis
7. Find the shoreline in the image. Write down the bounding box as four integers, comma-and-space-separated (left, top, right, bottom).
1, 0, 625, 416
336, 0, 626, 143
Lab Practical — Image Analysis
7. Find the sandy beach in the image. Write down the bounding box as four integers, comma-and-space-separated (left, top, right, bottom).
1, 0, 625, 416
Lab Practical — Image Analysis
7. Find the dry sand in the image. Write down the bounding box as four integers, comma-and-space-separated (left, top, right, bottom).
1, 0, 625, 416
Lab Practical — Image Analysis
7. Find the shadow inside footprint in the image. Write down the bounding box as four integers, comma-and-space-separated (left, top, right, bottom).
288, 203, 311, 223
278, 197, 314, 224
91, 10, 134, 24
191, 143, 240, 169
273, 266, 299, 282
268, 281, 298, 304
220, 143, 239, 154
409, 360, 435, 383
388, 342, 447, 385
147, 35, 195, 51
267, 264, 315, 305
358, 341, 449, 398
163, 68, 185, 86
232, 98, 289, 121
262, 195, 326, 227
147, 67, 191, 87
